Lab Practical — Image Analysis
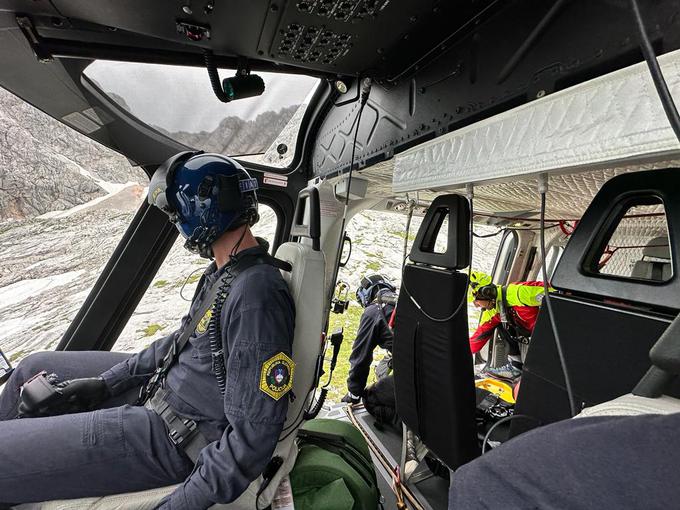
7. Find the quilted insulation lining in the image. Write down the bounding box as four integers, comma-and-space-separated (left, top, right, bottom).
392, 49, 680, 198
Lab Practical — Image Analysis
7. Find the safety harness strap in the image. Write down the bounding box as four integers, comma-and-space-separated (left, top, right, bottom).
375, 289, 397, 331
145, 388, 209, 462
498, 286, 531, 344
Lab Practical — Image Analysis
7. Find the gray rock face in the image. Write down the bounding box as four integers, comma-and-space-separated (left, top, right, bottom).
0, 88, 145, 220
0, 209, 140, 357
157, 104, 299, 161
0, 84, 305, 222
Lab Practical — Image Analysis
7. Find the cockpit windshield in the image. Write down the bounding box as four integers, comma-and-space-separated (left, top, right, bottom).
84, 61, 320, 168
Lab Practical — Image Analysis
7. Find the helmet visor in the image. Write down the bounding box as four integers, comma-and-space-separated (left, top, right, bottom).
148, 151, 202, 218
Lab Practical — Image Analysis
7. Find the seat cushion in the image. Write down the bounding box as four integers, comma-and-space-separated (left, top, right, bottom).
274, 242, 326, 432
576, 393, 680, 418
16, 443, 299, 510
14, 486, 176, 510
393, 264, 479, 469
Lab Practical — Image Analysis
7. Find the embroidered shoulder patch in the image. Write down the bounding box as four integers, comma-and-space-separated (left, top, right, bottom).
196, 309, 212, 334
260, 352, 295, 401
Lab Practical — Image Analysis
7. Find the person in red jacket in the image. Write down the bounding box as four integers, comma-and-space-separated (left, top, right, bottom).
469, 272, 548, 381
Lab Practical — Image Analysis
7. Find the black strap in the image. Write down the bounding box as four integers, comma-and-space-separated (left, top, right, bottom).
144, 388, 209, 462
498, 286, 511, 331
233, 252, 292, 273
139, 252, 291, 404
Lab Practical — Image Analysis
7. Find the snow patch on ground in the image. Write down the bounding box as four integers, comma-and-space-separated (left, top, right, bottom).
0, 270, 83, 309
38, 183, 145, 219
0, 317, 30, 345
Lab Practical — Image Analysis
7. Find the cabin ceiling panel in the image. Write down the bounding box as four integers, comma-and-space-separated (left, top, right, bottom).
392, 50, 680, 194
312, 0, 680, 180
359, 156, 680, 221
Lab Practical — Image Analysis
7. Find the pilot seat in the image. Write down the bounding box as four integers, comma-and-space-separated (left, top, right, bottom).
17, 187, 326, 510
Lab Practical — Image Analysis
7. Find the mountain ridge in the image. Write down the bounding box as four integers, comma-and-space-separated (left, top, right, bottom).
0, 88, 301, 221
0, 88, 145, 221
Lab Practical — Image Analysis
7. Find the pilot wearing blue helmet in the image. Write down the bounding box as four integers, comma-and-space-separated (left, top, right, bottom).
0, 152, 295, 510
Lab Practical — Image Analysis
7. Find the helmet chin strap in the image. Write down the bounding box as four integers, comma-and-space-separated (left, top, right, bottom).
182, 238, 214, 259
183, 224, 216, 259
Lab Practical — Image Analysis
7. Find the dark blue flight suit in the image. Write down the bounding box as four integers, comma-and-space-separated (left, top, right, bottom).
346, 297, 394, 397
0, 243, 295, 509
449, 413, 680, 509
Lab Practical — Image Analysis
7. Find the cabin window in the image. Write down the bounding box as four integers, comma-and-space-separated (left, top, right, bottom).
325, 207, 500, 396
434, 213, 449, 254
537, 245, 565, 281
84, 61, 319, 169
491, 230, 519, 284
418, 207, 449, 254
585, 197, 672, 282
112, 204, 280, 352
0, 88, 149, 365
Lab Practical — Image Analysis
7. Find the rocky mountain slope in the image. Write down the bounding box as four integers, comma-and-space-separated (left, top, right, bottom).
0, 87, 302, 222
159, 104, 299, 161
0, 88, 145, 220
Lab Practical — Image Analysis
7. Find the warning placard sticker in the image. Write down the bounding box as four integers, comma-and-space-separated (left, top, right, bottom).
263, 172, 288, 188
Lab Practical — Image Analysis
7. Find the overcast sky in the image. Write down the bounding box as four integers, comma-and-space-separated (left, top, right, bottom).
86, 61, 319, 133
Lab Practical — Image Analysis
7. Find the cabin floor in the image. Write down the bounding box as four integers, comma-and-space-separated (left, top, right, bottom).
324, 404, 449, 510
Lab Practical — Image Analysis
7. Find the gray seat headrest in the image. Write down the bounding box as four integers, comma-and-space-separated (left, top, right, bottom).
643, 236, 670, 260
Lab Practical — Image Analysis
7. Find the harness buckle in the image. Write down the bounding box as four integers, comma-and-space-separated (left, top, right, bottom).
168, 429, 185, 446
168, 428, 185, 446
168, 418, 198, 446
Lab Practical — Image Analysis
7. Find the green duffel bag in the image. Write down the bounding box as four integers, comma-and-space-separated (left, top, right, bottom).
290, 419, 381, 510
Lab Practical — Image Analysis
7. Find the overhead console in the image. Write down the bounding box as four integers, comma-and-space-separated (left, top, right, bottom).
10, 0, 501, 80
311, 1, 680, 179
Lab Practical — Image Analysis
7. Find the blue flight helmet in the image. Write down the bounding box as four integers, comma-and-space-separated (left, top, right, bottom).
148, 151, 259, 258
356, 274, 397, 308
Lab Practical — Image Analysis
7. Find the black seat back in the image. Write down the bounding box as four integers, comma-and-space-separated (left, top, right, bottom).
513, 169, 680, 436
512, 296, 675, 435
393, 194, 479, 469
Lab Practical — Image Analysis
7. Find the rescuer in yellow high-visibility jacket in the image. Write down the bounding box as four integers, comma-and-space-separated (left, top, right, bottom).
468, 271, 549, 354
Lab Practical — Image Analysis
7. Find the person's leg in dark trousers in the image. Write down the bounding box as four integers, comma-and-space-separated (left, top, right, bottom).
0, 403, 192, 504
0, 351, 136, 420
0, 351, 193, 505
346, 332, 381, 397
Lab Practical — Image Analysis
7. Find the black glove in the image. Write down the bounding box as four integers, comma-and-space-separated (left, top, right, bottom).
56, 377, 111, 408
19, 375, 111, 418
